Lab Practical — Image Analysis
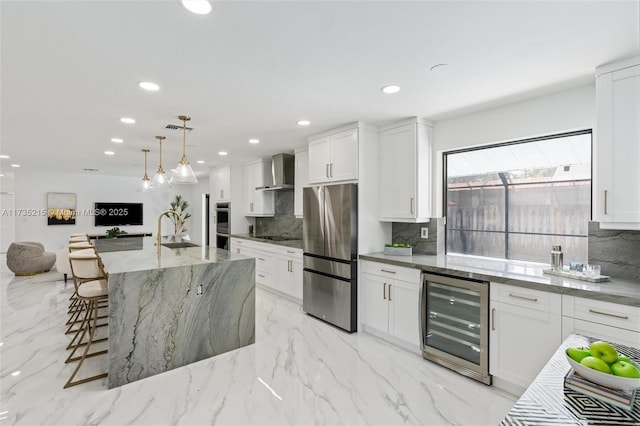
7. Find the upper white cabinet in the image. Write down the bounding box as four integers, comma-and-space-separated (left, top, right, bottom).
308, 127, 358, 184
244, 160, 275, 217
379, 118, 432, 222
211, 165, 231, 203
594, 57, 640, 230
294, 148, 309, 218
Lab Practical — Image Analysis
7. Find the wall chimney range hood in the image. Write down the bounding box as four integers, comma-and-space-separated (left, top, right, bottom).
256, 153, 295, 190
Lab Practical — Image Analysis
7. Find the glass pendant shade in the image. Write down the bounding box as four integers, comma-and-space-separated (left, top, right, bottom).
171, 115, 198, 184
139, 149, 153, 192
152, 135, 170, 188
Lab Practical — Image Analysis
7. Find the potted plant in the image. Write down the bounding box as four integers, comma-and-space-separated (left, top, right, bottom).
165, 195, 191, 240
106, 227, 121, 239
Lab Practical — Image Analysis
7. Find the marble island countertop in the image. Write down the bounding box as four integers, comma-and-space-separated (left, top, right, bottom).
360, 252, 640, 307
99, 237, 252, 273
502, 334, 640, 424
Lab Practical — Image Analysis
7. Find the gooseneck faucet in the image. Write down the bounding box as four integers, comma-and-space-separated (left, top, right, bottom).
157, 209, 183, 255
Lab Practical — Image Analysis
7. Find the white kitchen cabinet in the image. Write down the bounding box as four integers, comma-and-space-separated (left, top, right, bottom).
244, 160, 275, 217
211, 164, 231, 203
361, 260, 421, 349
594, 57, 640, 230
489, 283, 562, 389
294, 148, 309, 218
561, 295, 640, 347
230, 237, 303, 302
308, 127, 358, 184
379, 118, 432, 222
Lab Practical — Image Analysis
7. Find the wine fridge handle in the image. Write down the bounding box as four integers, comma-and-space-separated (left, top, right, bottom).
419, 276, 426, 352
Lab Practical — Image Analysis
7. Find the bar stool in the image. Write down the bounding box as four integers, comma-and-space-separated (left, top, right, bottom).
65, 247, 106, 335
69, 234, 90, 243
64, 250, 109, 388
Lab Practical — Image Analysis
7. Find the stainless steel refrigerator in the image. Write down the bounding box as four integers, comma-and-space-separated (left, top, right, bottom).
302, 183, 357, 332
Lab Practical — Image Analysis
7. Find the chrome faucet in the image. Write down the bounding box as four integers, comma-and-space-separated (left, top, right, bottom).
157, 209, 183, 255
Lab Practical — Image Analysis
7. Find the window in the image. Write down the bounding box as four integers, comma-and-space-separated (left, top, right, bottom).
444, 131, 591, 263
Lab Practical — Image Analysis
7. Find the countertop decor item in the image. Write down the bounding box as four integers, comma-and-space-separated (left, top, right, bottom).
543, 268, 610, 283
383, 244, 412, 256
565, 353, 640, 392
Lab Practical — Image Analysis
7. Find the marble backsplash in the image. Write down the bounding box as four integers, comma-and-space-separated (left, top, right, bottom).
392, 218, 445, 255
255, 190, 302, 238
588, 221, 640, 281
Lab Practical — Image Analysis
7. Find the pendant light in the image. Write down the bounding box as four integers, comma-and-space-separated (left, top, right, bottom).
170, 115, 198, 184
152, 135, 170, 188
139, 149, 153, 192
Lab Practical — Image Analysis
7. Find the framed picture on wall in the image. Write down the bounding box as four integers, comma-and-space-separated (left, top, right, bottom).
47, 192, 76, 225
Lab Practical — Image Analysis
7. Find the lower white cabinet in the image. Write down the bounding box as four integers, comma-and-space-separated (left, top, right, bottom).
489, 283, 562, 389
230, 238, 302, 302
361, 260, 421, 349
562, 295, 640, 347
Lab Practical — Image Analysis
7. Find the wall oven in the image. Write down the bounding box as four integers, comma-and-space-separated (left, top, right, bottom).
420, 272, 491, 385
215, 202, 230, 250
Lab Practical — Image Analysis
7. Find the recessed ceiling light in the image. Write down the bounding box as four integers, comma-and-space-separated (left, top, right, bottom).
181, 0, 212, 15
218, 151, 228, 156
297, 120, 311, 126
197, 160, 205, 164
249, 139, 260, 144
0, 173, 5, 177
11, 371, 20, 377
139, 81, 160, 91
381, 85, 400, 94
120, 117, 135, 124
0, 155, 9, 159
10, 164, 20, 168
430, 63, 449, 72
111, 138, 124, 143
104, 151, 115, 156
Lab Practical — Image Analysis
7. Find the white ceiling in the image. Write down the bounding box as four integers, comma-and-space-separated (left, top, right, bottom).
1, 0, 638, 179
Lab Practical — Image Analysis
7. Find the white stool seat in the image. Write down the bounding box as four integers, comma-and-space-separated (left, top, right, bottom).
77, 279, 108, 298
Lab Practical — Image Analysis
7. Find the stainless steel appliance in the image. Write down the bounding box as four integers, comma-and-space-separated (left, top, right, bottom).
303, 184, 357, 332
256, 153, 294, 190
215, 202, 230, 250
420, 272, 491, 385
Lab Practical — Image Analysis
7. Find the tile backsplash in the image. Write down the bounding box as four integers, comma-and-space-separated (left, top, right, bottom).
588, 221, 640, 281
255, 191, 302, 238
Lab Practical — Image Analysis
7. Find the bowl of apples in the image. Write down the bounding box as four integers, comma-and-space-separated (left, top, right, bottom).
565, 341, 640, 391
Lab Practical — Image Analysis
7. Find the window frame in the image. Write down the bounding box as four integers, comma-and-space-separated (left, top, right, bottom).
442, 129, 593, 261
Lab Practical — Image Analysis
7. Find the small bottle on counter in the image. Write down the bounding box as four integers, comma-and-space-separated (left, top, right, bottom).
551, 245, 563, 271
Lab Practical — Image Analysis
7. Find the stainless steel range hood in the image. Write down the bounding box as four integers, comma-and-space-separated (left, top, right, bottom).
256, 153, 295, 190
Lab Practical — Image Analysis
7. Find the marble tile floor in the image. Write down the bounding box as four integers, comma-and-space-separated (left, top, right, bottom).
0, 258, 518, 425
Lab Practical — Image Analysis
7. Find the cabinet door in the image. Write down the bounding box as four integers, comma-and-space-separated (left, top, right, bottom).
294, 150, 309, 217
244, 163, 256, 215
276, 256, 295, 296
213, 165, 230, 202
490, 301, 561, 388
308, 136, 331, 184
388, 279, 420, 347
595, 64, 640, 227
361, 273, 390, 333
291, 257, 303, 300
330, 128, 358, 182
380, 124, 416, 220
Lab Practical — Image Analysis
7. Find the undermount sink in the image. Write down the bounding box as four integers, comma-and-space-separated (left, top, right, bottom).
161, 242, 200, 249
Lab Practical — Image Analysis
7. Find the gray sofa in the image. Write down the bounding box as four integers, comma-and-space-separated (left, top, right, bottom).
6, 241, 56, 276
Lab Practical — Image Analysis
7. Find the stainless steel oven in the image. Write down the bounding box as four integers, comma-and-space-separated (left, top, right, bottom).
215, 202, 230, 250
420, 272, 491, 385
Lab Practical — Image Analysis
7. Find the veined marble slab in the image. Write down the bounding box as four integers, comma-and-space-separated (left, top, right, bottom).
102, 239, 255, 388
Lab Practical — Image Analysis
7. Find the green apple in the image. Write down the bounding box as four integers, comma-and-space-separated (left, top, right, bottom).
589, 341, 619, 364
566, 347, 591, 363
581, 356, 611, 374
393, 243, 400, 247
610, 360, 640, 378
617, 354, 631, 363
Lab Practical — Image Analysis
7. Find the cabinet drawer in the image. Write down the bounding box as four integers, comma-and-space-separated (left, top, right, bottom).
491, 283, 561, 314
361, 260, 420, 284
256, 270, 275, 288
276, 246, 303, 258
564, 296, 640, 333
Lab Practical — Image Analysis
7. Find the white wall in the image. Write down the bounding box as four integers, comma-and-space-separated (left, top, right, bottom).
0, 173, 16, 252
431, 83, 596, 215
13, 171, 200, 251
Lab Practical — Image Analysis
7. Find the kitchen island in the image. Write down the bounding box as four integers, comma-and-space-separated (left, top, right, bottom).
99, 238, 255, 388
502, 334, 640, 424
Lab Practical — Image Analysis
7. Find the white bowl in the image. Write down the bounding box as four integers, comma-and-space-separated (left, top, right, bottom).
566, 351, 640, 391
